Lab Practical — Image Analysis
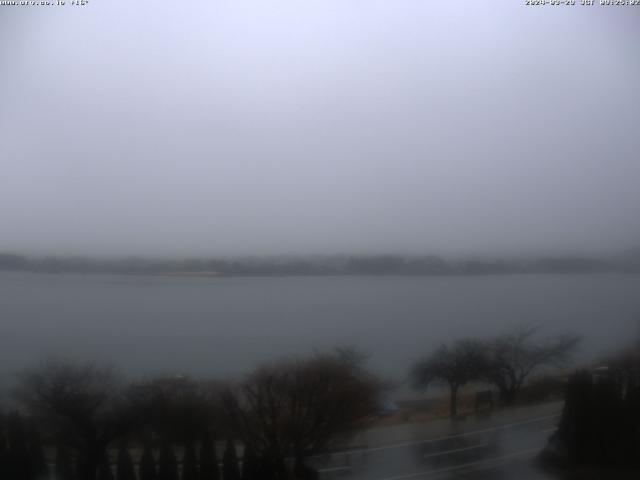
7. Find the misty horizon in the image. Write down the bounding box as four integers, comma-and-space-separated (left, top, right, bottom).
2, 2, 640, 258
3, 245, 640, 261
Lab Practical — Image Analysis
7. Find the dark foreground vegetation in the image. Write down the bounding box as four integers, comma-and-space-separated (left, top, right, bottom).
1, 250, 640, 276
2, 329, 637, 479
0, 350, 380, 480
542, 345, 640, 470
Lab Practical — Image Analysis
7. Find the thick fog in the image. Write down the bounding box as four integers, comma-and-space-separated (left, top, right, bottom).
1, 1, 639, 257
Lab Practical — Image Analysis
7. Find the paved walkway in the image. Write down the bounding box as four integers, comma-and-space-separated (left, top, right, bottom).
352, 401, 563, 450
311, 401, 564, 480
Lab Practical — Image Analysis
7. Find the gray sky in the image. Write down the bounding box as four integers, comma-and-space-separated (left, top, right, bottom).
1, 1, 639, 257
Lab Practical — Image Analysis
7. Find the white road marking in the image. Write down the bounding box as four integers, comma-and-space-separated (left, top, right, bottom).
374, 448, 540, 480
422, 443, 487, 459
541, 427, 556, 433
318, 466, 352, 473
328, 413, 559, 456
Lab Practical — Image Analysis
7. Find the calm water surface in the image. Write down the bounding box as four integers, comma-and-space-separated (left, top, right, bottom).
1, 272, 639, 385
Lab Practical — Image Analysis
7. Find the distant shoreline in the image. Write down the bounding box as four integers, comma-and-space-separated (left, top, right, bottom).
3, 272, 639, 280
153, 271, 222, 277
1, 252, 639, 277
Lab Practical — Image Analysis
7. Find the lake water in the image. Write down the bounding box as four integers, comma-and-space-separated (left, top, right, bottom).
1, 272, 639, 387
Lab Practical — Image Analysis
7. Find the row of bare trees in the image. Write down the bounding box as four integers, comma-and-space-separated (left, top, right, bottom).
1, 349, 381, 480
411, 327, 580, 416
1, 329, 580, 478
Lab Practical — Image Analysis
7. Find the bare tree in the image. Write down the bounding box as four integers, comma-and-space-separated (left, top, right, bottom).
138, 444, 157, 480
199, 431, 220, 480
485, 327, 580, 405
411, 339, 487, 417
157, 441, 179, 480
222, 440, 240, 480
15, 359, 151, 480
116, 445, 136, 480
142, 375, 223, 443
224, 351, 380, 477
0, 414, 6, 480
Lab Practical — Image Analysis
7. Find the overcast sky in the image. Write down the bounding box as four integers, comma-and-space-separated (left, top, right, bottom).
1, 1, 639, 257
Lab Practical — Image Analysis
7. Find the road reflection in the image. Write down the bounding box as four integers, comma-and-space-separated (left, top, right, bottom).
312, 411, 562, 480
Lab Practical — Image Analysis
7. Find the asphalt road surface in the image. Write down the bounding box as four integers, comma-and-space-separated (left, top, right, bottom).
311, 404, 563, 480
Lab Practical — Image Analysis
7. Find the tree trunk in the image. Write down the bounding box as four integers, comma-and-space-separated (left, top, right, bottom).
258, 452, 288, 480
450, 384, 459, 417
294, 454, 318, 480
77, 448, 100, 480
502, 388, 516, 406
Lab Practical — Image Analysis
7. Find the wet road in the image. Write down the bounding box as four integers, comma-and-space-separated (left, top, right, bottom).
311, 406, 562, 480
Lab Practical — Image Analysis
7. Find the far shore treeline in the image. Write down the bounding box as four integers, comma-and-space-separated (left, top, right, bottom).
1, 250, 640, 276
